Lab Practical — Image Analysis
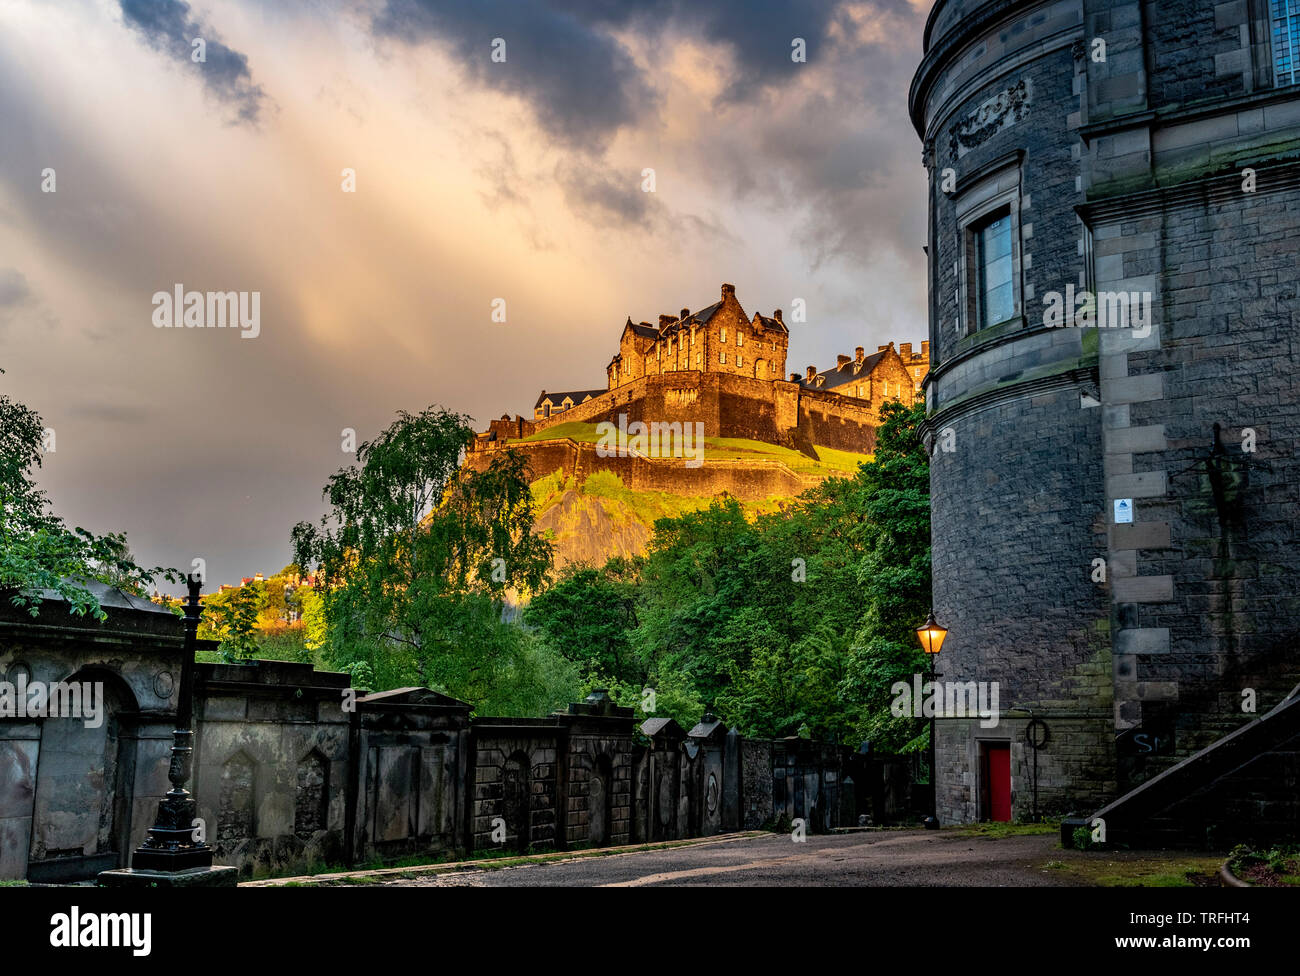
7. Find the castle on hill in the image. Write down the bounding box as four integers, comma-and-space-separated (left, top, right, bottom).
472, 284, 928, 465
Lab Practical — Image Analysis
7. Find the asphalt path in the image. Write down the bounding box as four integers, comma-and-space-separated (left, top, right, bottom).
382, 830, 1080, 887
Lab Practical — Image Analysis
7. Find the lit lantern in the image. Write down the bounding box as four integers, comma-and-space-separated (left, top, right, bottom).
916, 611, 948, 656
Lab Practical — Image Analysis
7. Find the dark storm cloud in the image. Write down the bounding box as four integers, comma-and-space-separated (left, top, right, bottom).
554, 159, 655, 227
373, 0, 927, 269
373, 0, 655, 150
118, 0, 266, 124
0, 268, 32, 335
372, 0, 871, 145
0, 268, 30, 307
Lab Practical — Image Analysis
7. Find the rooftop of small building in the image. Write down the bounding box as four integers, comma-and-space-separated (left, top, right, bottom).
534, 389, 606, 409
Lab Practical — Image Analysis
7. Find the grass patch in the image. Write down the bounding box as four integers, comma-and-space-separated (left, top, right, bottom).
514, 421, 604, 444
1041, 854, 1223, 887
700, 436, 869, 475
954, 820, 1059, 839
513, 424, 871, 479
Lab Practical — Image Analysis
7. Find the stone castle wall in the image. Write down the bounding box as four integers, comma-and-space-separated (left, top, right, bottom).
471, 370, 883, 502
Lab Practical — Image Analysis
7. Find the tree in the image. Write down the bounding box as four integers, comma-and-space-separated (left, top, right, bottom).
0, 371, 176, 618
206, 582, 265, 662
523, 562, 641, 683
841, 400, 933, 753
291, 406, 554, 702
515, 400, 933, 749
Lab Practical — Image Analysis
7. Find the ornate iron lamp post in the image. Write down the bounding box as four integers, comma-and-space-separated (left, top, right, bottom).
915, 610, 947, 830
99, 574, 237, 886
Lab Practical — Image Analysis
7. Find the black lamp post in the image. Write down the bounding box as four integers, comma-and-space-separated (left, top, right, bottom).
100, 574, 237, 885
915, 610, 947, 829
131, 573, 212, 869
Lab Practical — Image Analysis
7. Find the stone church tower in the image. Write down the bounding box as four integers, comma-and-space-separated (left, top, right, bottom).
912, 0, 1300, 840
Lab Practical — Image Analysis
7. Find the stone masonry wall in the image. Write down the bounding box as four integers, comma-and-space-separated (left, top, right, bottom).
470, 725, 560, 852
1093, 163, 1300, 790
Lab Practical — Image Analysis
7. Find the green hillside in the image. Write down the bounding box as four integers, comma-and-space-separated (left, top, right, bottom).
512, 422, 870, 480
520, 423, 873, 570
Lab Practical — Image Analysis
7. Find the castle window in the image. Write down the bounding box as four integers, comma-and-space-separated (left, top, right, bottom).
1274, 0, 1300, 86
720, 351, 727, 364
737, 354, 743, 368
721, 328, 727, 343
696, 353, 702, 367
973, 208, 1015, 330
737, 332, 744, 347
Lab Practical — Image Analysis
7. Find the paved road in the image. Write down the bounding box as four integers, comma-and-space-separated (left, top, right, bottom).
383, 830, 1081, 887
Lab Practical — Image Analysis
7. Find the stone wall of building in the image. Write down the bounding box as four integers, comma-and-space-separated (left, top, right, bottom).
468, 719, 562, 852
193, 661, 353, 877
0, 589, 182, 883
913, 0, 1300, 830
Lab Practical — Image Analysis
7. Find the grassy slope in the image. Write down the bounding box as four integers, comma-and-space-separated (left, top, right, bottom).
519, 425, 870, 569
513, 422, 870, 479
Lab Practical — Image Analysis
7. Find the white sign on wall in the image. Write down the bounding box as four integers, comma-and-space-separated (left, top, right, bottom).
1114, 499, 1133, 524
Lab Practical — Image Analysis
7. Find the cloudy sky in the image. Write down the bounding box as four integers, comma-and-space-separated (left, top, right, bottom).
0, 0, 931, 590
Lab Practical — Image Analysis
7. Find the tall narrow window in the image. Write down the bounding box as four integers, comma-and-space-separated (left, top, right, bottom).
1275, 0, 1300, 86
974, 210, 1015, 330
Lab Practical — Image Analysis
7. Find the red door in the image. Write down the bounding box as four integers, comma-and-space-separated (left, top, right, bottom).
985, 743, 1011, 822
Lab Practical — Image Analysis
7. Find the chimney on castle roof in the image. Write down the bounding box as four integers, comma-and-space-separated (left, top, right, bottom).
773, 309, 783, 324
855, 346, 864, 364
659, 314, 675, 329
721, 283, 735, 299
790, 372, 801, 382
837, 355, 851, 368
878, 345, 888, 352
806, 365, 817, 381
901, 342, 913, 358
921, 340, 930, 357
681, 308, 690, 320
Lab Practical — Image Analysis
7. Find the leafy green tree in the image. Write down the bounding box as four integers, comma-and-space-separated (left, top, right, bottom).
291, 406, 553, 703
841, 400, 933, 752
0, 372, 176, 618
206, 582, 265, 662
520, 400, 932, 749
523, 561, 641, 683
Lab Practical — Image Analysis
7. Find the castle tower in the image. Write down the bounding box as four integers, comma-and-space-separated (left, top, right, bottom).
912, 0, 1300, 828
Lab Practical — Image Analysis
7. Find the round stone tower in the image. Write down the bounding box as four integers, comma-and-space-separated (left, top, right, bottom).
911, 0, 1300, 829
911, 0, 1111, 825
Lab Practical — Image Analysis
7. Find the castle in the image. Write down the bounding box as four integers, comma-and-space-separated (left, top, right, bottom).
474, 283, 928, 469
